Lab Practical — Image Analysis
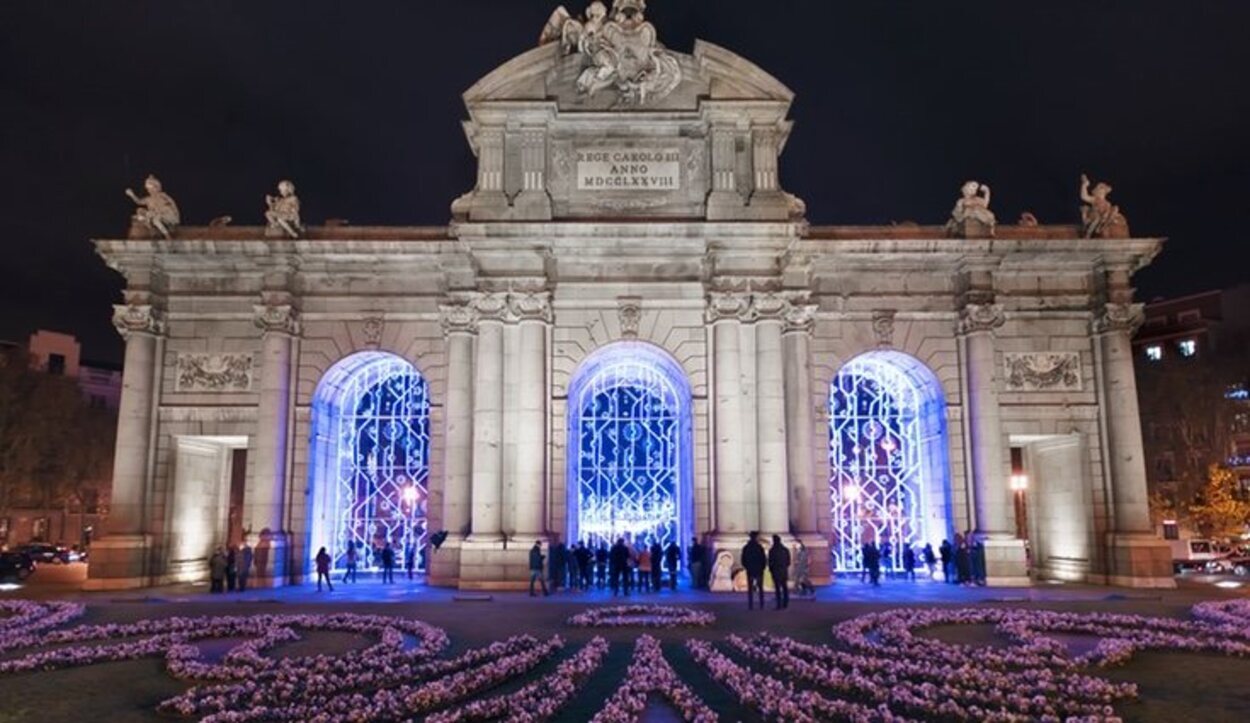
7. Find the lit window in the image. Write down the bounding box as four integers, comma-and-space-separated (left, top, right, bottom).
1178, 339, 1197, 358
1144, 345, 1163, 362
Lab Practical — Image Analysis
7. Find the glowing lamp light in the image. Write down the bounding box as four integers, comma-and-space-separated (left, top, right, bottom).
844, 484, 861, 502
1010, 474, 1029, 492
402, 485, 419, 505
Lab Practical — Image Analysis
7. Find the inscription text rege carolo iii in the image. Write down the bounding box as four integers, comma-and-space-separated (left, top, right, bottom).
578, 148, 681, 190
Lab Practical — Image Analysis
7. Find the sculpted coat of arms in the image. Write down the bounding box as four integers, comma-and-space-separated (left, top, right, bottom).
541, 0, 682, 105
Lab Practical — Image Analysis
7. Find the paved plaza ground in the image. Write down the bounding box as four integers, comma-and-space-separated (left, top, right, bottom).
1, 574, 1248, 722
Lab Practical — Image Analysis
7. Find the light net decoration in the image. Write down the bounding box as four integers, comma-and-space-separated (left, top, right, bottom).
331, 357, 430, 573
573, 355, 684, 549
829, 355, 928, 572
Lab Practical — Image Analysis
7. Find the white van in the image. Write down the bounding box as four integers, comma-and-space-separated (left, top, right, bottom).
1169, 538, 1232, 572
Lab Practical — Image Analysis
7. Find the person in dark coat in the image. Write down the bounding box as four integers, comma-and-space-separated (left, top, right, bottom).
404, 543, 416, 580
922, 543, 937, 580
577, 542, 594, 590
860, 541, 874, 583
879, 540, 893, 580
238, 541, 253, 592
609, 537, 629, 595
939, 539, 953, 583
225, 546, 238, 592
315, 546, 334, 592
741, 531, 767, 610
768, 535, 791, 609
595, 542, 609, 589
902, 544, 917, 581
664, 541, 681, 590
863, 541, 881, 586
381, 542, 396, 584
954, 533, 971, 585
209, 547, 227, 593
528, 541, 548, 596
971, 536, 988, 586
649, 540, 664, 592
549, 537, 568, 593
688, 537, 705, 590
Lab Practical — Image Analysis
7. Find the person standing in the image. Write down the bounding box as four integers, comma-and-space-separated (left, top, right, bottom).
637, 545, 652, 593
595, 542, 609, 589
688, 537, 705, 590
741, 531, 767, 610
528, 541, 548, 596
922, 543, 937, 580
578, 542, 594, 590
609, 538, 629, 595
879, 540, 893, 580
567, 542, 582, 591
863, 541, 881, 586
971, 536, 988, 586
381, 542, 396, 584
649, 539, 664, 593
902, 544, 917, 582
939, 539, 953, 583
954, 533, 971, 586
225, 545, 238, 592
860, 541, 873, 583
794, 540, 814, 596
238, 540, 253, 592
549, 537, 568, 594
626, 543, 639, 594
664, 540, 680, 590
343, 543, 358, 584
209, 547, 227, 593
768, 535, 791, 610
404, 542, 416, 581
315, 546, 334, 592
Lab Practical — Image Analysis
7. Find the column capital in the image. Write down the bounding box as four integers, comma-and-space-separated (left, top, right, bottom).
1093, 302, 1144, 336
439, 302, 479, 336
112, 304, 165, 339
958, 303, 1005, 335
470, 292, 510, 323
752, 293, 789, 322
253, 304, 301, 336
706, 291, 752, 324
509, 291, 553, 324
783, 303, 817, 335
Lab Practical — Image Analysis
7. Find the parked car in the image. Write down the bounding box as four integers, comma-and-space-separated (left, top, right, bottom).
18, 543, 72, 564
1204, 555, 1250, 576
0, 551, 35, 581
1170, 538, 1233, 572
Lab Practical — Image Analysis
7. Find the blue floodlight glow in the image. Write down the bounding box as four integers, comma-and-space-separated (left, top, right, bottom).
308, 352, 430, 574
829, 351, 951, 572
566, 342, 693, 553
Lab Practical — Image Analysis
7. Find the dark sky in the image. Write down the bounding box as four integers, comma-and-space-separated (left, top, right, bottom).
2, 1, 1248, 364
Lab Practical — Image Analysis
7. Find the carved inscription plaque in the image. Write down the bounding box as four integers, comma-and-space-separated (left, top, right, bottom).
577, 148, 681, 191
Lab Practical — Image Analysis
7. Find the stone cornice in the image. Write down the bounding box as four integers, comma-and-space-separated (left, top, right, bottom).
112, 304, 166, 339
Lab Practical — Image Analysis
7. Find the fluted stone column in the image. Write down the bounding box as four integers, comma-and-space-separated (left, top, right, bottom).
755, 295, 789, 535
249, 303, 298, 586
85, 304, 164, 590
468, 294, 506, 542
783, 303, 818, 536
439, 304, 477, 540
511, 293, 551, 543
709, 293, 749, 537
959, 303, 1028, 585
1095, 302, 1175, 586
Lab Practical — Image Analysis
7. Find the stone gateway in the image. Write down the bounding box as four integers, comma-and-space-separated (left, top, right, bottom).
87, 2, 1173, 591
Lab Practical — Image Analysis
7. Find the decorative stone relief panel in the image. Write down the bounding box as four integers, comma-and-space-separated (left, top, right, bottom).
1003, 352, 1082, 392
175, 353, 254, 393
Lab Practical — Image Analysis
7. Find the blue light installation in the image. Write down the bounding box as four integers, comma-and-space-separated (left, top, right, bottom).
567, 343, 693, 551
829, 351, 946, 571
310, 352, 430, 573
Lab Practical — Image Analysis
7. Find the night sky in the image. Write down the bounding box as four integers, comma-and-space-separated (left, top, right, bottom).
2, 1, 1248, 364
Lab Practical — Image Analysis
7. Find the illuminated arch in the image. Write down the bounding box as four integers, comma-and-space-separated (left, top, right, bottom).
828, 350, 952, 571
307, 351, 430, 574
566, 342, 694, 552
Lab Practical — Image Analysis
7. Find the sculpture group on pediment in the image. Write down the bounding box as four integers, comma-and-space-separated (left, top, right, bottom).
542, 0, 681, 105
1080, 174, 1130, 239
945, 180, 996, 238
125, 175, 180, 239
265, 180, 304, 239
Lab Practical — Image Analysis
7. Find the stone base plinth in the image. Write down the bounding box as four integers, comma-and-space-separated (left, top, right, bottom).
1107, 533, 1176, 588
456, 539, 530, 591
983, 537, 1031, 586
84, 534, 152, 590
426, 537, 465, 588
249, 532, 291, 588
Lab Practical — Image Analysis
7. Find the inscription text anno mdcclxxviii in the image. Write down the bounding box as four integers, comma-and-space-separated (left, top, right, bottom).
577, 148, 681, 191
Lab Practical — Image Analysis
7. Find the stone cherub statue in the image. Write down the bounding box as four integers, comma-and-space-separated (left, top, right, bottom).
1080, 174, 1129, 238
125, 175, 180, 239
541, 0, 681, 105
264, 180, 303, 238
945, 180, 996, 238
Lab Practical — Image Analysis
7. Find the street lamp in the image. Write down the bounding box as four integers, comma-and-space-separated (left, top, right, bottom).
1010, 474, 1029, 492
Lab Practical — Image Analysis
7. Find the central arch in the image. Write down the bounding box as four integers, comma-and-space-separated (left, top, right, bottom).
828, 350, 952, 572
565, 342, 694, 552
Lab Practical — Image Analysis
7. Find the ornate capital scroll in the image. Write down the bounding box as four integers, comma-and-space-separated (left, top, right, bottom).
253, 304, 300, 336
617, 296, 643, 339
957, 303, 1005, 335
872, 310, 897, 347
752, 293, 789, 322
783, 304, 818, 335
439, 303, 479, 336
471, 293, 511, 323
1093, 302, 1145, 336
509, 292, 553, 324
112, 304, 166, 339
705, 292, 753, 324
361, 316, 385, 347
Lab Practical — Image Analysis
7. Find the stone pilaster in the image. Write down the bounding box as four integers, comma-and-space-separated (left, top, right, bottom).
958, 303, 1029, 585
248, 301, 299, 586
469, 128, 509, 219
709, 293, 749, 539
510, 292, 551, 543
85, 304, 165, 590
513, 129, 552, 219
707, 126, 743, 218
754, 294, 789, 536
783, 302, 818, 536
430, 302, 477, 586
1094, 302, 1175, 587
468, 293, 507, 543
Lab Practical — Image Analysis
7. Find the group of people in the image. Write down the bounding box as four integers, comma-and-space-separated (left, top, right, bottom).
208, 541, 254, 593
937, 532, 988, 586
529, 536, 692, 597
740, 532, 813, 610
313, 541, 423, 592
855, 532, 989, 587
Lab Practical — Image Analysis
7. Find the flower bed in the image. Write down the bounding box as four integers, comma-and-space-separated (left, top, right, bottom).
567, 605, 715, 629
591, 635, 717, 723
1192, 599, 1250, 629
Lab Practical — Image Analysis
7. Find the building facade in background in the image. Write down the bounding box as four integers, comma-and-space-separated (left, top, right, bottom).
87, 4, 1173, 590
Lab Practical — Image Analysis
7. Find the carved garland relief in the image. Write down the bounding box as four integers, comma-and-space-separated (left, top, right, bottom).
1003, 352, 1082, 392
175, 353, 254, 393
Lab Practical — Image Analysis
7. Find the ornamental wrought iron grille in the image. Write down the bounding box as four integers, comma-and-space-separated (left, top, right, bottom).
574, 358, 683, 549
829, 356, 927, 572
332, 358, 430, 573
